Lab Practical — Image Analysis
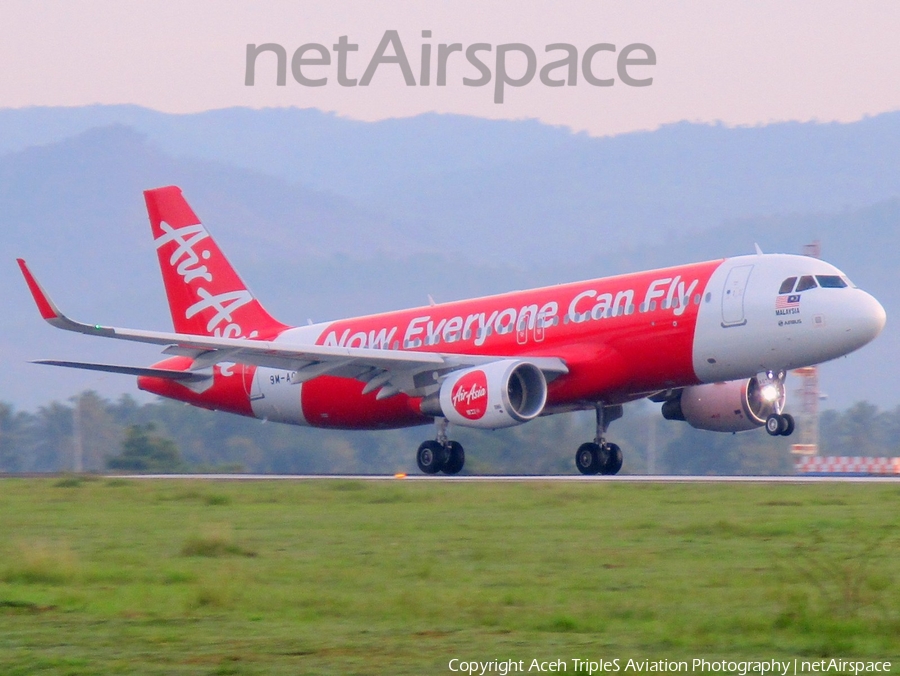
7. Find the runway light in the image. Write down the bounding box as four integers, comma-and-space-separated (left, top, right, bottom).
394, 473, 407, 479
761, 384, 779, 402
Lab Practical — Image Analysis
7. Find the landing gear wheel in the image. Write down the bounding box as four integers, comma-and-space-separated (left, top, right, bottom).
780, 414, 795, 437
766, 414, 794, 436
417, 440, 447, 474
576, 442, 605, 475
765, 414, 783, 436
442, 441, 465, 475
601, 443, 623, 475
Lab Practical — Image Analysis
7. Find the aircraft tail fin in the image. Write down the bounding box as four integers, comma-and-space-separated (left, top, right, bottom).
144, 186, 288, 338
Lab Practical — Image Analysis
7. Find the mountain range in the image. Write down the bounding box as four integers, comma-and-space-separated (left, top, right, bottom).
1, 105, 897, 412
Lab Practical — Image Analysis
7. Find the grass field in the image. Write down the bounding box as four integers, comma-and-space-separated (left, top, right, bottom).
0, 478, 897, 675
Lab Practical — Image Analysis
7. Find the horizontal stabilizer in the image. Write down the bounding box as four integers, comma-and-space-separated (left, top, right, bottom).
32, 360, 211, 382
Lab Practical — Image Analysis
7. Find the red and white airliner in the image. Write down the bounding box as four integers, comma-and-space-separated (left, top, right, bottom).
18, 186, 886, 475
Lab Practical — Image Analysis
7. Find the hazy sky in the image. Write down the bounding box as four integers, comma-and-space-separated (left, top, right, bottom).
2, 0, 899, 136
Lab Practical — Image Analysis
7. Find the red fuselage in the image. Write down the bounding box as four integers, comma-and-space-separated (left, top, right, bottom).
140, 259, 721, 429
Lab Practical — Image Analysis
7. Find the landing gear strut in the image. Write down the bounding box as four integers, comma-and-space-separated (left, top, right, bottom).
416, 418, 465, 475
575, 404, 624, 475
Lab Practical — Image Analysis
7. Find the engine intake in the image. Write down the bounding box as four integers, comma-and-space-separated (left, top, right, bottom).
425, 360, 548, 429
661, 378, 785, 432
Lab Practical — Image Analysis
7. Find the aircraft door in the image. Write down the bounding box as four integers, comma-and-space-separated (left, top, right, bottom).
721, 264, 753, 327
249, 365, 264, 401
250, 367, 304, 423
516, 312, 546, 344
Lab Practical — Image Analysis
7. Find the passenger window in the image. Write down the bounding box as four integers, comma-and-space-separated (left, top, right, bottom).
815, 275, 848, 288
795, 275, 818, 292
778, 277, 796, 294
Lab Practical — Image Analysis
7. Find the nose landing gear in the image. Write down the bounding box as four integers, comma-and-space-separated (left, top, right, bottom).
576, 404, 624, 475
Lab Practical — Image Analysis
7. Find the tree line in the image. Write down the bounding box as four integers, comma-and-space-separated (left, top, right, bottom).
0, 392, 897, 475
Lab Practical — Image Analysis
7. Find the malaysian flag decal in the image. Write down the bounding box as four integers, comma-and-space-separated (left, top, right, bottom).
776, 294, 800, 310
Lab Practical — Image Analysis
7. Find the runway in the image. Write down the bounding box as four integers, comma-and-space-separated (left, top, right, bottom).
109, 473, 900, 483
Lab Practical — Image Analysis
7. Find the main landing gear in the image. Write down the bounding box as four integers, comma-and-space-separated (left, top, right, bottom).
416, 418, 465, 475
765, 413, 795, 437
576, 404, 624, 475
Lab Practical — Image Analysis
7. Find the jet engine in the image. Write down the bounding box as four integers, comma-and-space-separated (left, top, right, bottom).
423, 360, 548, 429
660, 378, 785, 432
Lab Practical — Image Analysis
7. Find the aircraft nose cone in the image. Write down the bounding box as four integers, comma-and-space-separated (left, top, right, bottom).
856, 291, 886, 345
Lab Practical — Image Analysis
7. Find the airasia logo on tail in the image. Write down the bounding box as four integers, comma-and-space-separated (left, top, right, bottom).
451, 370, 488, 420
154, 220, 257, 339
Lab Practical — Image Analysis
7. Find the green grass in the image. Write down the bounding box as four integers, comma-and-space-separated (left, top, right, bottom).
0, 479, 897, 674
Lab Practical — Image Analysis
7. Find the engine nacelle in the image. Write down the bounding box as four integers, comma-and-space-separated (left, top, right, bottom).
661, 378, 785, 432
430, 360, 548, 429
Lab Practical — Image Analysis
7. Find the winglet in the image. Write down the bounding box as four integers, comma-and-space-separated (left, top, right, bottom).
17, 258, 63, 322
16, 259, 112, 336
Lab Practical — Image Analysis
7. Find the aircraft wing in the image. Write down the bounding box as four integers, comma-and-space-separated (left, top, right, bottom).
18, 259, 568, 398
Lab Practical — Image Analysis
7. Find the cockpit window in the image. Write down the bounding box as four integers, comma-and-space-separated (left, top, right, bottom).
795, 275, 818, 292
816, 275, 848, 288
778, 277, 797, 294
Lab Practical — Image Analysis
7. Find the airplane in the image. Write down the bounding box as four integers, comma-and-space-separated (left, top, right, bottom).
17, 186, 886, 475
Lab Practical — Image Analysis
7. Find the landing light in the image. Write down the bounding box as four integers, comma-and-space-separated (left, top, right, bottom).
761, 384, 780, 403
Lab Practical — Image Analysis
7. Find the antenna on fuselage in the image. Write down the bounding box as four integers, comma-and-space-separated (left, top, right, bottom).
754, 243, 764, 255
